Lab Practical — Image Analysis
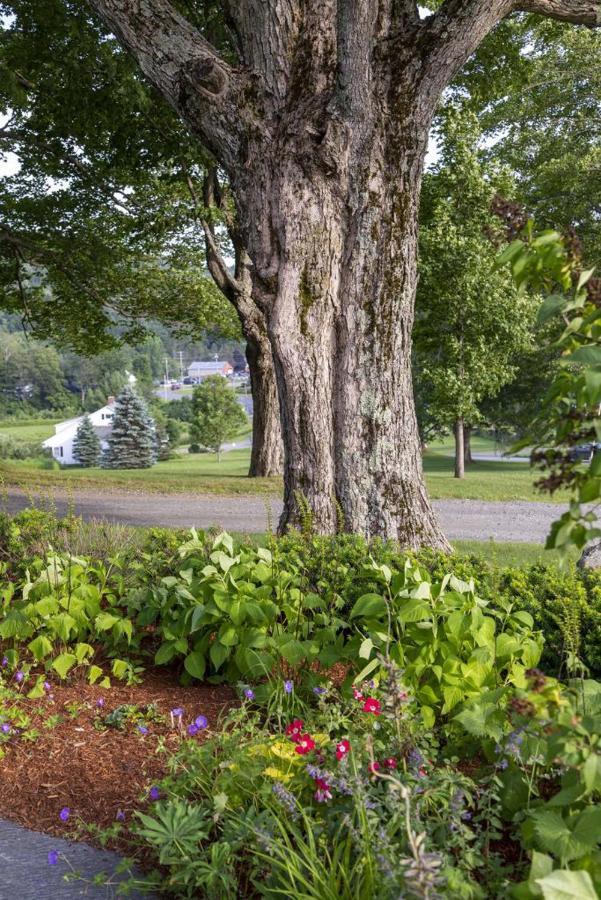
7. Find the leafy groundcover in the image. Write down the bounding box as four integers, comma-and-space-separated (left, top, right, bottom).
0, 514, 600, 898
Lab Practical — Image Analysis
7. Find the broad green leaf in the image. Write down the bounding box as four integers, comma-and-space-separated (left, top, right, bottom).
52, 652, 77, 679
350, 593, 386, 619
27, 635, 53, 661
398, 598, 431, 623
184, 651, 206, 680
155, 642, 177, 665
565, 346, 601, 367
536, 870, 598, 900
537, 294, 567, 325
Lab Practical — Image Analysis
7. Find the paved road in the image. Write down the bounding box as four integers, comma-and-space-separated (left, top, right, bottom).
1, 487, 564, 543
0, 818, 152, 899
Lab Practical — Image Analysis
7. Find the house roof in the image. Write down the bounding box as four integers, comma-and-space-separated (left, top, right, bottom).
43, 402, 115, 448
188, 360, 231, 370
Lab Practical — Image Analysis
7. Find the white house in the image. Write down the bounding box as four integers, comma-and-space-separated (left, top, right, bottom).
42, 399, 116, 465
187, 360, 233, 381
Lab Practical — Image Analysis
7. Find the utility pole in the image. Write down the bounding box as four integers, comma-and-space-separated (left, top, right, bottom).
163, 356, 169, 399
178, 350, 184, 381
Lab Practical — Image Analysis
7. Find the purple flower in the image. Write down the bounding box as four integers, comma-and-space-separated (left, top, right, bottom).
116, 810, 126, 822
272, 782, 299, 818
15, 671, 24, 684
43, 681, 51, 692
499, 759, 509, 770
1, 656, 8, 667
1, 724, 10, 735
96, 698, 105, 708
138, 725, 149, 735
462, 812, 473, 821
284, 680, 293, 694
149, 786, 161, 801
171, 707, 184, 718
187, 723, 199, 737
48, 850, 59, 866
194, 715, 208, 729
59, 807, 70, 822
244, 688, 255, 700
313, 686, 327, 695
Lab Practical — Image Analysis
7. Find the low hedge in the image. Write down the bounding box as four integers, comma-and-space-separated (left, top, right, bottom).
1, 509, 600, 678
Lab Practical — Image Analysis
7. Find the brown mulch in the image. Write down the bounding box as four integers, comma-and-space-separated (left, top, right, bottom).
0, 668, 236, 853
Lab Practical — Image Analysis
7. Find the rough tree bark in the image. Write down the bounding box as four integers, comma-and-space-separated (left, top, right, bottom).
85, 0, 600, 548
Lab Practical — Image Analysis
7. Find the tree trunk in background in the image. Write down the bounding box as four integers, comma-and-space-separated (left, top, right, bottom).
200, 169, 283, 479
245, 323, 284, 478
454, 418, 465, 479
464, 424, 474, 465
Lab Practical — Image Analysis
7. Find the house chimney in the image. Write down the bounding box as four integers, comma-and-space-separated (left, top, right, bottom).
107, 396, 115, 406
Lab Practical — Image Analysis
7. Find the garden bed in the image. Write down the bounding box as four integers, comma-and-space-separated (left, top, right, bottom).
0, 667, 236, 852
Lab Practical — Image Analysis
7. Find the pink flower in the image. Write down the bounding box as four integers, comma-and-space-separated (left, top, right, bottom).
368, 761, 381, 774
418, 766, 427, 778
384, 757, 398, 769
335, 739, 350, 761
363, 697, 381, 715
352, 688, 364, 701
295, 734, 315, 755
314, 777, 332, 803
285, 719, 304, 743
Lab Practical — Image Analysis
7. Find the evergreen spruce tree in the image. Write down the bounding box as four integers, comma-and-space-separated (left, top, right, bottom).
102, 386, 156, 469
72, 415, 101, 467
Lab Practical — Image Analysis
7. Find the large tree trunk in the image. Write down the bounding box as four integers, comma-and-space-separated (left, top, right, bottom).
454, 418, 465, 479
87, 0, 595, 547
236, 86, 449, 548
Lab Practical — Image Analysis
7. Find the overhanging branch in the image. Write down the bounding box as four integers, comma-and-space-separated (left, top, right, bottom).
86, 0, 252, 171
417, 0, 599, 115
514, 0, 601, 25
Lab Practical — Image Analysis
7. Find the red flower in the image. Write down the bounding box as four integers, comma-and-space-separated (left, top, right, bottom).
314, 777, 332, 802
418, 766, 427, 778
384, 757, 397, 769
353, 688, 364, 701
363, 697, 381, 715
285, 719, 304, 743
336, 739, 351, 761
368, 761, 381, 774
295, 734, 315, 755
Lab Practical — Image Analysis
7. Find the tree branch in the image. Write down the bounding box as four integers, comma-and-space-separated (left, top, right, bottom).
85, 0, 254, 171
417, 0, 599, 116
514, 0, 601, 25
417, 1, 513, 111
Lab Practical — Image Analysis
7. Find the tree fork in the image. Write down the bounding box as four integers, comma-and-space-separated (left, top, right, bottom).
84, 0, 601, 547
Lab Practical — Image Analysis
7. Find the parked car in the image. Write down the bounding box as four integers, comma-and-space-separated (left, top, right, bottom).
568, 443, 601, 463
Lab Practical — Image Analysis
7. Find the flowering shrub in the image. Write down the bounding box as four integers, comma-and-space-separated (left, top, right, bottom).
126, 655, 601, 898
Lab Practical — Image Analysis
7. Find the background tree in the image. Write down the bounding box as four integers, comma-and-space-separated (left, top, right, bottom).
102, 385, 156, 469
190, 376, 247, 462
72, 415, 101, 467
0, 0, 283, 476
76, 0, 597, 546
415, 108, 534, 478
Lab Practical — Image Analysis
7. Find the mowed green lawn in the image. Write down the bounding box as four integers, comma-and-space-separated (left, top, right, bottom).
0, 433, 567, 504
0, 419, 61, 442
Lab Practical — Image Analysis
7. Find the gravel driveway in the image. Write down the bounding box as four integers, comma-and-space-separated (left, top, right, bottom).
1, 487, 564, 543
